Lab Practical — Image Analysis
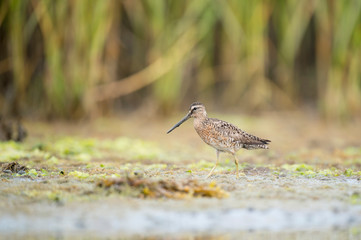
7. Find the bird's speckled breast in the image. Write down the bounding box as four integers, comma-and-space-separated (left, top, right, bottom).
193, 118, 235, 153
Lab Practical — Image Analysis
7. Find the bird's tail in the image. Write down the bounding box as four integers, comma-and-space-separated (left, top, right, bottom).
244, 139, 271, 150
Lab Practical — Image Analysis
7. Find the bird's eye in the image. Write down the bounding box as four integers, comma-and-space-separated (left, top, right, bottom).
191, 107, 197, 112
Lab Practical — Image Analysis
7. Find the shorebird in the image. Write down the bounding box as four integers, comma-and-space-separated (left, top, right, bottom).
167, 102, 270, 178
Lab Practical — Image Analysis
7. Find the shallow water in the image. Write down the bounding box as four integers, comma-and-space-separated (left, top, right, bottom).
1, 198, 361, 239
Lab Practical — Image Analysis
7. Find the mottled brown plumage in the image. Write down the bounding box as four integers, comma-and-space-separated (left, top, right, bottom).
167, 102, 271, 178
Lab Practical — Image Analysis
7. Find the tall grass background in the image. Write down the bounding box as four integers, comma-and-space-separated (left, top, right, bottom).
0, 0, 360, 119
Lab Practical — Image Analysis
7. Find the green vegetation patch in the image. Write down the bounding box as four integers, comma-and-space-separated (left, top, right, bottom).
279, 164, 361, 178
186, 159, 240, 172
0, 141, 29, 161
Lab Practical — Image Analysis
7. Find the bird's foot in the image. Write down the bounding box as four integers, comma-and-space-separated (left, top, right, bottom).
236, 172, 246, 179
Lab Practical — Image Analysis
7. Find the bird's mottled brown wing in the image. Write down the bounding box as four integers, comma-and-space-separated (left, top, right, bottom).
210, 118, 270, 149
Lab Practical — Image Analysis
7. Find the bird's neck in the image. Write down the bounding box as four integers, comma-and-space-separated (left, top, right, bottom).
193, 115, 207, 123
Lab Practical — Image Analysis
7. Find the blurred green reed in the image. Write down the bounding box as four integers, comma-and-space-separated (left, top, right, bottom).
0, 0, 360, 119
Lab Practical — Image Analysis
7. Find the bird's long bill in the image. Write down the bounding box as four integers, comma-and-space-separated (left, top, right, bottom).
167, 113, 191, 134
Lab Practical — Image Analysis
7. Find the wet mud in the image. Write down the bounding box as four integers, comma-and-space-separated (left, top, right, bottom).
1, 114, 361, 239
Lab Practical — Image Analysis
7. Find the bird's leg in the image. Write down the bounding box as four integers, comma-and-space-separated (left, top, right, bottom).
233, 154, 239, 178
206, 150, 219, 178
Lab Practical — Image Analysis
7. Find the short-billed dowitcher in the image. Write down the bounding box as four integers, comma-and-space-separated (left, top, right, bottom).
167, 102, 270, 178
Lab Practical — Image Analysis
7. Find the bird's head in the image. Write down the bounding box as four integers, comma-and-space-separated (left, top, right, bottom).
167, 102, 207, 134
188, 102, 207, 119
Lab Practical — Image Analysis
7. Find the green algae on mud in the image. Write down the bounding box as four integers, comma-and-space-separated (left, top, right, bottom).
0, 135, 361, 204
280, 163, 361, 178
